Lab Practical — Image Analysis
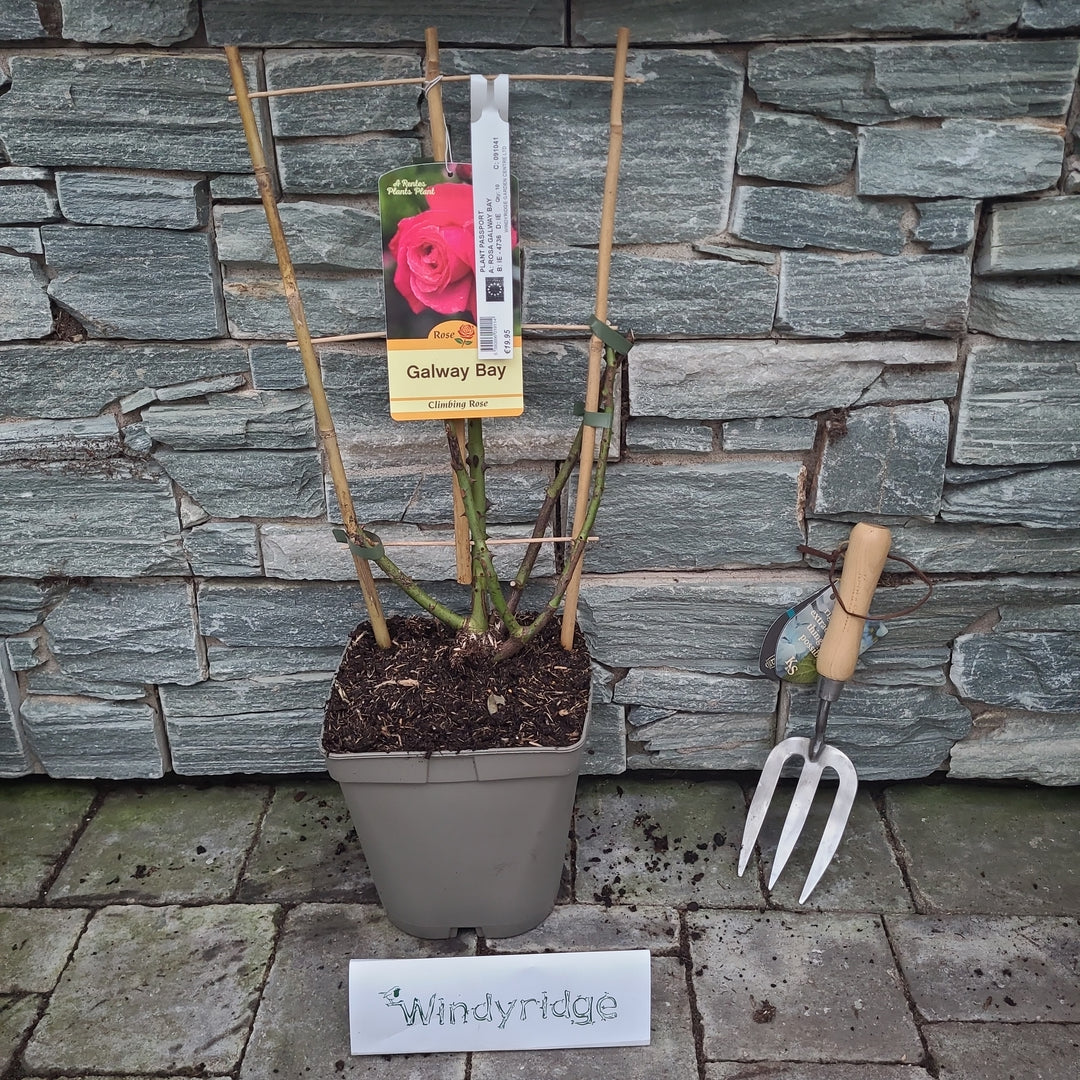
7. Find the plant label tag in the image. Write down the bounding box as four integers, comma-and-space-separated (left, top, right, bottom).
379, 162, 523, 421
348, 949, 651, 1056
470, 74, 515, 362
758, 585, 887, 684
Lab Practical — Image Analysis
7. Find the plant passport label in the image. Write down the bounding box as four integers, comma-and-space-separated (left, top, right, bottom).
348, 949, 652, 1055
379, 161, 523, 422
470, 74, 514, 363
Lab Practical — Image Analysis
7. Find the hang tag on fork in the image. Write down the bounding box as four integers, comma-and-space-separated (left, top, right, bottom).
758, 585, 886, 685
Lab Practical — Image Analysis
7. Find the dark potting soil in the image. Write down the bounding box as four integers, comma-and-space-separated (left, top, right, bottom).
322, 615, 592, 754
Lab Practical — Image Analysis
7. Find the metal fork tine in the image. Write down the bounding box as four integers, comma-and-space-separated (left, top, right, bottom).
741, 738, 859, 900
738, 736, 807, 877
767, 751, 824, 890
798, 746, 859, 904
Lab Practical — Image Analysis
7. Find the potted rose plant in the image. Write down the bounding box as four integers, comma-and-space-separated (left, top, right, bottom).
321, 317, 625, 938
225, 34, 632, 939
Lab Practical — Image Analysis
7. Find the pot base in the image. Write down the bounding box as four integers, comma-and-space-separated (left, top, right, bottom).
326, 716, 589, 939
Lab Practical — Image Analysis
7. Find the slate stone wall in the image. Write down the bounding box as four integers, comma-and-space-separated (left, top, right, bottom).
2, 1, 1079, 785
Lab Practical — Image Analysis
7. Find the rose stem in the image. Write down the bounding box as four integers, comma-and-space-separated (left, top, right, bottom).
507, 420, 585, 616
445, 422, 520, 638
467, 417, 489, 630
495, 346, 621, 662
225, 46, 391, 649
560, 26, 631, 651
423, 26, 474, 588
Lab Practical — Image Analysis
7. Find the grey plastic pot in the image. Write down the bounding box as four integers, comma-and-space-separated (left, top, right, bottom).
324, 708, 589, 939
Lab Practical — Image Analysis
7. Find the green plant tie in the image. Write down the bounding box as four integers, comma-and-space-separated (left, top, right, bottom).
331, 527, 385, 561
589, 315, 633, 355
573, 401, 614, 428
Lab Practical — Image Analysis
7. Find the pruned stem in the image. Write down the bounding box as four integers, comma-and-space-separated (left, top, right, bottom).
369, 544, 466, 631
446, 422, 520, 638
465, 419, 489, 632
494, 345, 621, 661
507, 421, 585, 615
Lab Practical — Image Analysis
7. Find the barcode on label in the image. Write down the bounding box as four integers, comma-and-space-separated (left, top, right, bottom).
478, 317, 497, 353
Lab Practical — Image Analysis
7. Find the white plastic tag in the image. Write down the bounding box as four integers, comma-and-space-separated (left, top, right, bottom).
470, 74, 514, 361
348, 949, 652, 1055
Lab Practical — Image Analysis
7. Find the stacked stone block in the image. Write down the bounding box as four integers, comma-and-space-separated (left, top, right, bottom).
1, 0, 1079, 785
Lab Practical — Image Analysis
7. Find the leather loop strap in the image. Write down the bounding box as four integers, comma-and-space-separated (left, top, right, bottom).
798, 542, 933, 620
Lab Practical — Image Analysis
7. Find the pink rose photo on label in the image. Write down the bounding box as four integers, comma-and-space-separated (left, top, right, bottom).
379, 163, 520, 342
389, 181, 478, 320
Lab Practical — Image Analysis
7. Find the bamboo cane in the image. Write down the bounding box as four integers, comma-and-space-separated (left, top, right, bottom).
560, 27, 630, 651
289, 323, 590, 347
224, 46, 391, 649
229, 72, 643, 102
423, 26, 474, 587
379, 535, 597, 548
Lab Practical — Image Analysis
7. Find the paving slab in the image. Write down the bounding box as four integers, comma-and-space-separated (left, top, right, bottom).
47, 782, 268, 904
478, 905, 690, 1078
886, 914, 1080, 1022
884, 783, 1080, 913
23, 903, 278, 1075
0, 908, 88, 992
574, 777, 762, 908
469, 956, 697, 1079
0, 781, 96, 903
923, 1021, 1080, 1080
3, 776, 1076, 1079
1, 995, 42, 1074
707, 1065, 933, 1079
748, 787, 914, 913
482, 902, 681, 954
687, 910, 923, 1064
240, 903, 472, 1080
238, 780, 374, 903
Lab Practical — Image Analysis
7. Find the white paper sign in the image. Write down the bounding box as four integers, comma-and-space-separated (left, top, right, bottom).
348, 949, 651, 1056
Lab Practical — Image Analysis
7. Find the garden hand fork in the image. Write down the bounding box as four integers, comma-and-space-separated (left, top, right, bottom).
739, 522, 892, 903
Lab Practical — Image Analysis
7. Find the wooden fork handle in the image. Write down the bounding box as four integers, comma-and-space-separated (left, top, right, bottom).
816, 522, 892, 685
